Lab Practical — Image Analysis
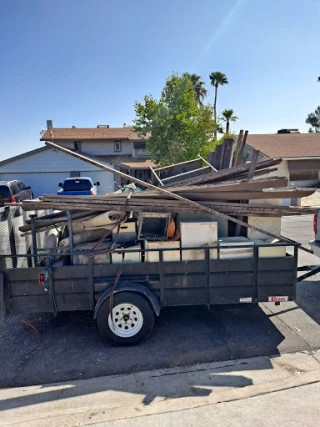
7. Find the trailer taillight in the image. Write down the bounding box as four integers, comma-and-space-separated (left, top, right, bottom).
314, 214, 318, 234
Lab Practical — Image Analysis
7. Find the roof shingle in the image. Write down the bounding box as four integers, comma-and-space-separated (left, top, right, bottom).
246, 133, 320, 158
40, 127, 147, 141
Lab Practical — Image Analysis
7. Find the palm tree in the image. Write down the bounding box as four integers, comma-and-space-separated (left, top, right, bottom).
183, 73, 207, 105
209, 72, 229, 137
220, 109, 238, 134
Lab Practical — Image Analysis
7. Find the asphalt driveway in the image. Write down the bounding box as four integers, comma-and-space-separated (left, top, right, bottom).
1, 215, 320, 388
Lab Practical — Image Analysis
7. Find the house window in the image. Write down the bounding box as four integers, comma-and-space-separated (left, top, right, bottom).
114, 141, 122, 152
74, 141, 82, 151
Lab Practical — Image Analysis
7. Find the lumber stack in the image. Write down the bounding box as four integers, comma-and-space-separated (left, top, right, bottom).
20, 174, 317, 216
16, 139, 319, 222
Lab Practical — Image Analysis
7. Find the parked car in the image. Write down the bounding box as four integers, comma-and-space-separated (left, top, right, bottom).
58, 177, 100, 196
0, 180, 33, 207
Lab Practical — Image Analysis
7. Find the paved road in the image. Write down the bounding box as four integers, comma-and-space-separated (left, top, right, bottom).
1, 216, 320, 388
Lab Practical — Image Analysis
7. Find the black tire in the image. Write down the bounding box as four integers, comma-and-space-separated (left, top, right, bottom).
96, 291, 155, 345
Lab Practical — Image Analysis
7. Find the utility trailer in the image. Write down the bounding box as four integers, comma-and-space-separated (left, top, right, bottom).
0, 207, 302, 345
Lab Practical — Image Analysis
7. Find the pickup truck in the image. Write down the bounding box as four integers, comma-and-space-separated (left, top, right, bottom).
58, 177, 100, 196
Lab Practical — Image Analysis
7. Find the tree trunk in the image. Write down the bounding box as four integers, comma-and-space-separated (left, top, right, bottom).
226, 119, 230, 135
214, 84, 218, 138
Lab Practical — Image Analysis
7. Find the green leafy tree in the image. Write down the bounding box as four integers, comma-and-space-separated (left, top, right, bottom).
134, 73, 217, 166
306, 106, 320, 133
209, 71, 229, 137
220, 109, 238, 134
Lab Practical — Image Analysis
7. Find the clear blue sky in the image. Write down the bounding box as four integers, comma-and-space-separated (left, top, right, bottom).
1, 0, 319, 159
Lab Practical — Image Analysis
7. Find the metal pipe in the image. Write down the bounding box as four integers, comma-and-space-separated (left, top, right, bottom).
197, 154, 218, 172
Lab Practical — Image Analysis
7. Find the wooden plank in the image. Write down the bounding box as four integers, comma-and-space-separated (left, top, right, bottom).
210, 287, 254, 305
234, 130, 248, 166
258, 272, 294, 286
21, 200, 319, 216
164, 275, 206, 289
221, 138, 235, 169
93, 263, 159, 277
55, 294, 91, 311
258, 257, 294, 271
247, 150, 260, 180
164, 289, 207, 306
164, 158, 282, 187
8, 279, 93, 296
40, 186, 312, 204
42, 142, 292, 243
210, 272, 253, 287
154, 158, 202, 175
209, 259, 253, 273
39, 176, 288, 200
10, 295, 50, 313
233, 130, 244, 167
160, 166, 211, 184
160, 177, 289, 193
210, 143, 224, 170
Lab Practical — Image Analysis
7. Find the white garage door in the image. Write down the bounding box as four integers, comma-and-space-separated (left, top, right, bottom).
0, 173, 68, 198
88, 171, 115, 195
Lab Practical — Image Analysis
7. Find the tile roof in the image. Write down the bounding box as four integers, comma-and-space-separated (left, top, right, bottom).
246, 133, 320, 159
40, 126, 148, 141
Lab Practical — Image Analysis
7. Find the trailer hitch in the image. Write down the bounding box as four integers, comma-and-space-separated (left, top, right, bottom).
297, 265, 320, 282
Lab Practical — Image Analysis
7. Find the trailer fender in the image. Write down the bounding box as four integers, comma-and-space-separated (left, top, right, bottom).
93, 281, 161, 319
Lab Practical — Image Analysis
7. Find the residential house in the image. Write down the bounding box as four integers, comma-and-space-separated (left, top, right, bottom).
243, 132, 320, 187
0, 122, 155, 197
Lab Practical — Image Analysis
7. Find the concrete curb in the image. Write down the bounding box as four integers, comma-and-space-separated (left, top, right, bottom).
0, 350, 319, 427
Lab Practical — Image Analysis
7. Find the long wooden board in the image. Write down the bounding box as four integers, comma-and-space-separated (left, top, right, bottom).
42, 141, 298, 243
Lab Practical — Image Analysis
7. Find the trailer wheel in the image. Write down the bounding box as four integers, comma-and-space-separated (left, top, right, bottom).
96, 292, 155, 345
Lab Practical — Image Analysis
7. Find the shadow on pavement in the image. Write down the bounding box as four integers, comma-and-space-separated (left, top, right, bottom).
296, 279, 320, 325
0, 356, 274, 411
0, 304, 284, 390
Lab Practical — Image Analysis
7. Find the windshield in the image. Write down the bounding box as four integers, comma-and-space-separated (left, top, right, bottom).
0, 185, 11, 199
63, 179, 92, 191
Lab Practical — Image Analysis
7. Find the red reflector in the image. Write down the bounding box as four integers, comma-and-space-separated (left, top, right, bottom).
314, 214, 317, 234
268, 296, 288, 302
10, 196, 16, 203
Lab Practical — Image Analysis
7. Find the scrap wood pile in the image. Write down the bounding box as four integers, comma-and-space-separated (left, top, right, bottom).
14, 134, 320, 257
21, 156, 317, 217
